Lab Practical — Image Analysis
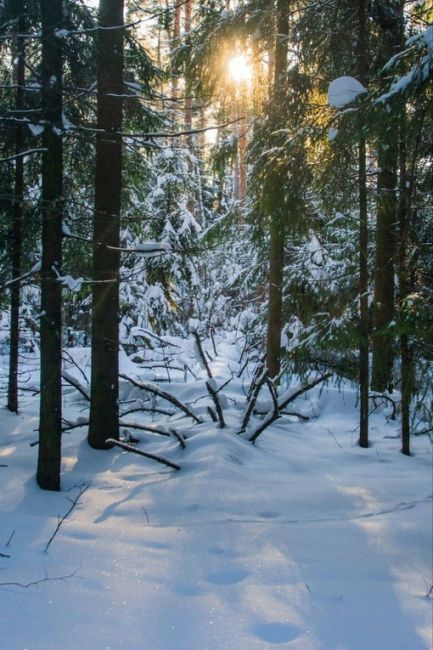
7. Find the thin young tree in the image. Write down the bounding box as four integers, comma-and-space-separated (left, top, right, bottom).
7, 4, 25, 414
357, 0, 369, 447
88, 0, 124, 449
266, 0, 288, 378
37, 0, 63, 490
370, 0, 404, 392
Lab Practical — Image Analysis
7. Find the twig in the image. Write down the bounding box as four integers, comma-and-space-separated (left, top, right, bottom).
106, 438, 181, 470
206, 379, 225, 428
141, 507, 150, 524
192, 331, 212, 379
327, 427, 343, 448
210, 328, 217, 356
369, 392, 397, 420
44, 483, 90, 553
0, 568, 79, 589
237, 356, 249, 378
120, 405, 175, 417
169, 428, 186, 449
239, 364, 268, 433
5, 530, 15, 547
120, 373, 202, 423
62, 349, 89, 386
208, 406, 217, 422
119, 421, 170, 437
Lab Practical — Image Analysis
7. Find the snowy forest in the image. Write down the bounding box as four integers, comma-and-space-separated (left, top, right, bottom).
1, 1, 432, 648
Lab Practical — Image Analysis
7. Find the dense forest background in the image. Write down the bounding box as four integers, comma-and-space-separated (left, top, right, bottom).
0, 0, 432, 489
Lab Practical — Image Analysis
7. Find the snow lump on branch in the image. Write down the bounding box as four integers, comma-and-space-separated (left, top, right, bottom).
327, 76, 367, 109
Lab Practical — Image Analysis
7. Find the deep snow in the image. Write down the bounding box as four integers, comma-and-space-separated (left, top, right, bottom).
1, 335, 432, 650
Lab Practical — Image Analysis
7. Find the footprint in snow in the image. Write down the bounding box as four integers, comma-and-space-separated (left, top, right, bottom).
252, 622, 301, 644
257, 510, 279, 519
205, 567, 249, 585
171, 583, 204, 597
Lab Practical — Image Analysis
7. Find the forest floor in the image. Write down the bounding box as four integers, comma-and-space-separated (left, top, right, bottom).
0, 332, 432, 650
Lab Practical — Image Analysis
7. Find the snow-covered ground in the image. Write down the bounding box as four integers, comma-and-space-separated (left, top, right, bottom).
1, 335, 432, 650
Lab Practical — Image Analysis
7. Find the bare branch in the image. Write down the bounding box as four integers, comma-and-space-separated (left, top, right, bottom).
192, 331, 212, 379
120, 373, 202, 423
106, 438, 180, 470
44, 483, 90, 552
206, 380, 225, 428
249, 374, 332, 444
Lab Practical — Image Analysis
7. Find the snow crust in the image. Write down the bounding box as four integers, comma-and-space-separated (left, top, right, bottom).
1, 335, 431, 650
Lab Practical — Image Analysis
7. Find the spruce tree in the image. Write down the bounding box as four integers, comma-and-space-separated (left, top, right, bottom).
88, 0, 124, 449
37, 0, 64, 490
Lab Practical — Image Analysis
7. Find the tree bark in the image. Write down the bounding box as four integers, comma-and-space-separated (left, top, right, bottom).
7, 8, 25, 414
266, 0, 288, 378
88, 0, 124, 449
37, 0, 63, 490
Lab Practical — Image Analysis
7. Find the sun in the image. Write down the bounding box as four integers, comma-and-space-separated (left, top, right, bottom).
227, 53, 252, 84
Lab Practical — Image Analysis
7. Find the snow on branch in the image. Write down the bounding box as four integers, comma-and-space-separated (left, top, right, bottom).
119, 373, 202, 423
106, 438, 181, 471
249, 373, 332, 444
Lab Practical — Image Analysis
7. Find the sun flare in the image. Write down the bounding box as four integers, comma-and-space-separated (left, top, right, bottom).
227, 54, 252, 83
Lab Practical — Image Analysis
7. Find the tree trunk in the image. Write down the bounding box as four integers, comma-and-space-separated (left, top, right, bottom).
7, 9, 25, 414
184, 0, 195, 215
88, 0, 124, 449
171, 0, 181, 98
371, 1, 404, 392
37, 0, 63, 491
266, 219, 285, 378
266, 0, 288, 378
398, 113, 411, 456
357, 0, 369, 447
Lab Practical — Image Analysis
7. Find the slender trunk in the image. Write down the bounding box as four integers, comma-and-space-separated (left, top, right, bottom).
266, 220, 285, 378
184, 0, 195, 215
238, 111, 247, 202
266, 0, 288, 378
371, 2, 404, 392
88, 0, 124, 449
7, 10, 25, 414
171, 1, 181, 98
357, 0, 369, 447
37, 0, 63, 491
398, 113, 411, 456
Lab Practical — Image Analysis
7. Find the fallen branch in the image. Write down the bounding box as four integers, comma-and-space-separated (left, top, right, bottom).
169, 428, 186, 449
277, 373, 332, 412
44, 482, 90, 552
106, 438, 181, 470
254, 408, 310, 421
120, 404, 175, 417
120, 373, 201, 423
206, 379, 225, 428
369, 392, 397, 420
119, 420, 170, 437
62, 349, 89, 386
239, 364, 268, 433
249, 373, 331, 444
61, 371, 90, 401
192, 331, 212, 378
